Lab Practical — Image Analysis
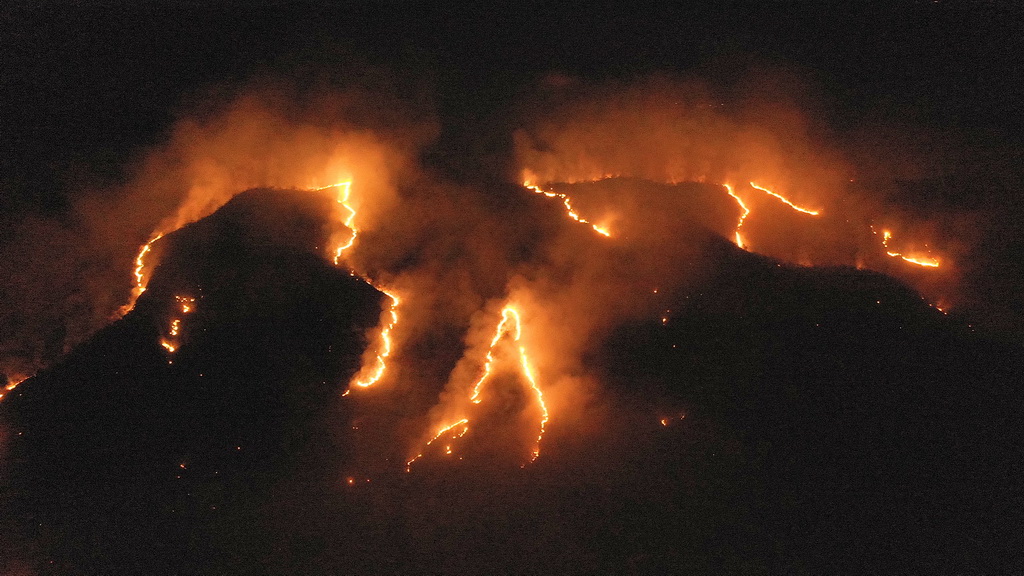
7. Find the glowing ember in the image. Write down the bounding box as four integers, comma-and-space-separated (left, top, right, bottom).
0, 375, 28, 402
408, 305, 548, 471
877, 229, 940, 268
523, 181, 611, 237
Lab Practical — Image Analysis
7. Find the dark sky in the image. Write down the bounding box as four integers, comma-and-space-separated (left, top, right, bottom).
3, 1, 1022, 212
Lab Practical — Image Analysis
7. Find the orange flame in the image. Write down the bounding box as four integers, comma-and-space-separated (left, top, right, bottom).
116, 234, 165, 317
723, 183, 750, 249
0, 375, 28, 402
523, 181, 612, 237
350, 290, 400, 389
748, 182, 821, 216
408, 305, 548, 471
405, 418, 470, 471
877, 229, 940, 268
314, 181, 401, 392
313, 181, 357, 265
160, 295, 197, 360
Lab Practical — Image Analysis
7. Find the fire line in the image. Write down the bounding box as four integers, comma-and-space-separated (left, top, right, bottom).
315, 181, 403, 392
407, 305, 548, 471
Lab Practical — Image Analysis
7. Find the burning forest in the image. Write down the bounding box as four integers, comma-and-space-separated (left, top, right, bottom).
2, 3, 1023, 573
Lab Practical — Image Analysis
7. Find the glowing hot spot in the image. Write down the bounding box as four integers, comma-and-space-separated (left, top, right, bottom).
877, 229, 940, 268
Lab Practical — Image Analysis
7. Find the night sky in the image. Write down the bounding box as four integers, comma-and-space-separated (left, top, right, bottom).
2, 2, 1024, 574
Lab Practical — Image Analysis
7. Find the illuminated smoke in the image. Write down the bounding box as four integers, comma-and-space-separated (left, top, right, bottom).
514, 75, 953, 301
408, 305, 548, 471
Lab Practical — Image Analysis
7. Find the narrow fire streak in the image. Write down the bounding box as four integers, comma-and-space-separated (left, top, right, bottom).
408, 305, 549, 471
876, 228, 940, 268
312, 181, 357, 266
749, 182, 821, 216
523, 181, 612, 237
117, 233, 166, 316
315, 181, 403, 392
350, 290, 400, 389
720, 182, 819, 249
723, 183, 750, 248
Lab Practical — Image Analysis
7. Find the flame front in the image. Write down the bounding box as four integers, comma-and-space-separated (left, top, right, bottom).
524, 181, 611, 237
408, 305, 548, 471
723, 183, 750, 248
350, 290, 400, 389
316, 181, 402, 392
877, 229, 941, 268
748, 182, 821, 216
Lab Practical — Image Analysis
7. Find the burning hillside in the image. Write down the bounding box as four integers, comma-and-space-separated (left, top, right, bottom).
1, 51, 1022, 572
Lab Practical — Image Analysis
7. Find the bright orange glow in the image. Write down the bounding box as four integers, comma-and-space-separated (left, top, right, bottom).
117, 234, 165, 317
405, 418, 470, 471
350, 290, 400, 389
523, 181, 612, 237
470, 307, 523, 403
877, 229, 941, 268
749, 182, 821, 216
312, 181, 356, 265
160, 295, 197, 359
312, 181, 401, 393
723, 183, 750, 249
518, 342, 549, 462
0, 375, 27, 402
408, 305, 549, 470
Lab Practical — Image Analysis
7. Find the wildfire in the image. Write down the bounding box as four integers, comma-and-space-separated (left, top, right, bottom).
523, 181, 612, 237
0, 375, 28, 402
723, 183, 750, 248
407, 305, 549, 471
116, 234, 166, 317
748, 182, 821, 216
405, 418, 470, 471
312, 181, 357, 265
160, 295, 197, 360
719, 182, 820, 249
313, 181, 402, 392
876, 229, 940, 268
350, 290, 400, 389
